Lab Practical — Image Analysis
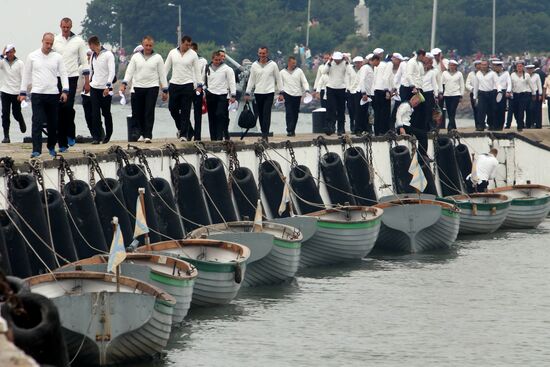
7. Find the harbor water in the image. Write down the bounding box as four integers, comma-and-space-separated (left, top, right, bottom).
135, 220, 550, 367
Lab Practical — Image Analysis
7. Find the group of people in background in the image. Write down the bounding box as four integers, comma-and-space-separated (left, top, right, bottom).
1, 18, 549, 157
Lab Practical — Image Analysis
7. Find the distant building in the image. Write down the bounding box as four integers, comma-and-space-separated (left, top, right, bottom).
355, 0, 370, 38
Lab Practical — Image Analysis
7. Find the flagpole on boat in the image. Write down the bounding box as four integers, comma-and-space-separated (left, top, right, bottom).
112, 217, 121, 292
138, 188, 150, 247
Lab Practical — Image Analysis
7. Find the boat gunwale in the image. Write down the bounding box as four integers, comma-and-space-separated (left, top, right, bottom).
374, 198, 459, 212
441, 193, 512, 210
56, 253, 198, 280
137, 239, 251, 262
188, 221, 303, 243
25, 271, 176, 304
305, 206, 384, 223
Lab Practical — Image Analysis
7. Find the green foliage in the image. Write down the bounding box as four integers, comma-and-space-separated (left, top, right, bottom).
82, 0, 550, 59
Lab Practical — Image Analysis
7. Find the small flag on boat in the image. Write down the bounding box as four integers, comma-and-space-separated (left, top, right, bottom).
134, 188, 149, 239
408, 150, 427, 192
470, 154, 479, 183
108, 217, 126, 273
253, 199, 263, 232
278, 178, 291, 216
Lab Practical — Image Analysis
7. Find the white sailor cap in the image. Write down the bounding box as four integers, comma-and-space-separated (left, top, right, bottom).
352, 56, 364, 63
449, 59, 459, 65
430, 48, 442, 55
404, 56, 410, 61
365, 53, 374, 60
372, 48, 384, 55
332, 51, 343, 60
133, 45, 144, 53
526, 64, 535, 69
392, 52, 404, 61
425, 52, 434, 59
516, 60, 525, 65
5, 44, 15, 53
343, 52, 351, 59
473, 60, 482, 65
492, 60, 503, 66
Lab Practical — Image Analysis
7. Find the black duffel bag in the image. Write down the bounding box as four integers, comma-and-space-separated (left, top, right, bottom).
238, 101, 256, 139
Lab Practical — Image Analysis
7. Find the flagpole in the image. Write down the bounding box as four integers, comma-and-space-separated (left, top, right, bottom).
138, 188, 150, 246
112, 217, 121, 292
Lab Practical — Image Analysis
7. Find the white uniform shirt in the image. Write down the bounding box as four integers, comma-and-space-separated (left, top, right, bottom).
465, 70, 476, 92
89, 48, 115, 89
53, 33, 89, 77
21, 48, 68, 95
245, 60, 283, 95
433, 59, 448, 94
198, 56, 208, 84
473, 70, 500, 99
0, 57, 24, 95
496, 71, 512, 93
322, 61, 348, 90
313, 63, 328, 93
471, 153, 498, 182
423, 69, 439, 94
393, 62, 407, 91
346, 64, 361, 94
359, 64, 375, 96
441, 70, 465, 97
395, 102, 413, 128
165, 48, 202, 87
403, 56, 424, 88
510, 72, 533, 94
280, 67, 309, 97
122, 52, 168, 91
529, 72, 542, 95
373, 61, 392, 91
205, 63, 236, 97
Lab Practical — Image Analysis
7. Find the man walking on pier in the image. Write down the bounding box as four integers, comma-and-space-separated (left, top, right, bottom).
322, 51, 348, 136
473, 60, 499, 131
280, 56, 310, 136
19, 33, 69, 157
53, 17, 89, 150
0, 44, 26, 143
244, 46, 283, 141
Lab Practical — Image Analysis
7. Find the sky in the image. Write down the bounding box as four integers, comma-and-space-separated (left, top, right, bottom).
0, 0, 89, 58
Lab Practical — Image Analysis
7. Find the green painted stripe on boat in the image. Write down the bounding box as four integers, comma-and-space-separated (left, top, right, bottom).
273, 238, 301, 249
441, 208, 460, 218
511, 196, 550, 206
317, 218, 380, 229
181, 258, 236, 273
455, 201, 511, 211
149, 271, 194, 287
155, 299, 175, 310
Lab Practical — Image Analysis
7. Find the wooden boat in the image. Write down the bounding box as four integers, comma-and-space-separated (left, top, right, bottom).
137, 239, 250, 306
25, 271, 175, 366
56, 253, 197, 325
442, 193, 512, 234
298, 206, 383, 267
374, 195, 460, 253
489, 184, 550, 229
188, 221, 302, 287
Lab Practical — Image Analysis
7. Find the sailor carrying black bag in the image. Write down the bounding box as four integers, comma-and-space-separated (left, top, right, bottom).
238, 101, 256, 140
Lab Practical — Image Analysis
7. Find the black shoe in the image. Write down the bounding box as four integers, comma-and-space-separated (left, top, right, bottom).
102, 135, 111, 144
287, 132, 292, 137
91, 140, 100, 145
517, 128, 523, 132
19, 120, 27, 133
504, 125, 510, 129
2, 137, 9, 143
475, 128, 484, 132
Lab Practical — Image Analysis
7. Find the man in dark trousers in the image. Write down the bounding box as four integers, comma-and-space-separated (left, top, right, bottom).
19, 33, 69, 157
322, 51, 348, 136
0, 44, 26, 143
190, 42, 208, 140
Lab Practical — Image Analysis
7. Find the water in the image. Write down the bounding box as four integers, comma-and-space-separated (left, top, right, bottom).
7, 104, 475, 143
136, 220, 550, 367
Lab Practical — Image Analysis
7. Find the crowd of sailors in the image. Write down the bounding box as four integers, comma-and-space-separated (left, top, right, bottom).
1, 18, 549, 158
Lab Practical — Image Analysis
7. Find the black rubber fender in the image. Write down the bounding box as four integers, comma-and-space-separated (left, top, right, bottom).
259, 160, 289, 218
172, 163, 210, 233
390, 145, 416, 194
150, 177, 184, 240
455, 143, 472, 184
435, 136, 462, 196
343, 147, 378, 205
63, 180, 107, 259
200, 157, 238, 224
289, 165, 324, 215
118, 164, 160, 243
1, 292, 69, 367
7, 174, 56, 275
320, 151, 356, 206
0, 223, 11, 275
231, 167, 259, 221
94, 178, 133, 246
0, 210, 32, 278
4, 276, 29, 296
40, 189, 78, 264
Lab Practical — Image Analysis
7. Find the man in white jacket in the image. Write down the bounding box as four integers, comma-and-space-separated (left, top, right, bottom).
120, 35, 168, 143
280, 56, 310, 136
322, 51, 348, 136
204, 51, 236, 140
466, 148, 499, 193
0, 44, 26, 143
244, 46, 283, 141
